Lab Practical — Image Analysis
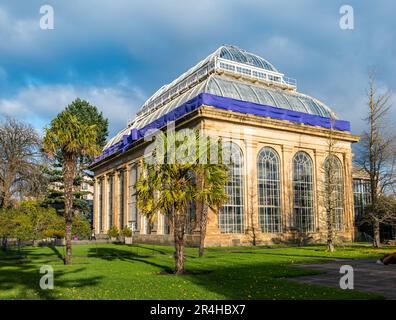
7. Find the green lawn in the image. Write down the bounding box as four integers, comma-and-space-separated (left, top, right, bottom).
0, 243, 394, 300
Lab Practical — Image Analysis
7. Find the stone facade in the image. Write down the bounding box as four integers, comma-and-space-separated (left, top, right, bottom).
91, 106, 359, 247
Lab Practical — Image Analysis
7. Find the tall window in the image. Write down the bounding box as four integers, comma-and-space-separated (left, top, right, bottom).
128, 165, 138, 232
108, 175, 113, 228
98, 179, 104, 232
164, 213, 171, 235
293, 152, 314, 232
185, 201, 196, 234
353, 179, 371, 219
163, 202, 195, 235
219, 141, 244, 233
257, 147, 281, 233
324, 156, 344, 231
119, 170, 125, 229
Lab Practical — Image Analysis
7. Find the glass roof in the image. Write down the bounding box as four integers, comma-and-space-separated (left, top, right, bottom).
219, 45, 278, 72
104, 45, 338, 150
104, 74, 336, 149
137, 45, 284, 116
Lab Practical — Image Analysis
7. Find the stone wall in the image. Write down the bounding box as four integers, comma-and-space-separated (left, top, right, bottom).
91, 107, 359, 247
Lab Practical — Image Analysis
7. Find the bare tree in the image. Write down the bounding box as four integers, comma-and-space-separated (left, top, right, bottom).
0, 117, 45, 207
247, 192, 258, 246
355, 71, 396, 247
319, 119, 343, 252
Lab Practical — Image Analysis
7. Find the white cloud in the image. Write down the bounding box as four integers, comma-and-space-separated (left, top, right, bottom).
0, 82, 146, 137
0, 7, 41, 54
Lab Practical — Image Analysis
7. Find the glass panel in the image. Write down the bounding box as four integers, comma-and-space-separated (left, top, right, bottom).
293, 152, 315, 232
207, 77, 224, 96
324, 156, 344, 231
269, 91, 293, 110
250, 86, 277, 106
219, 142, 244, 233
215, 78, 242, 100
234, 82, 260, 104
128, 165, 138, 231
284, 94, 309, 113
353, 179, 371, 220
257, 147, 282, 233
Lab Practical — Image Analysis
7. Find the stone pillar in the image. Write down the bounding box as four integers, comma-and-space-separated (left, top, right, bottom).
122, 167, 128, 228
103, 174, 108, 232
113, 172, 119, 229
343, 152, 354, 233
205, 207, 219, 236
314, 150, 326, 233
281, 145, 294, 231
245, 140, 259, 241
93, 177, 99, 234
136, 160, 146, 235
157, 213, 164, 235
124, 166, 129, 228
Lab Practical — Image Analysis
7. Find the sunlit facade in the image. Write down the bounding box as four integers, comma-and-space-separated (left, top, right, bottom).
90, 45, 360, 246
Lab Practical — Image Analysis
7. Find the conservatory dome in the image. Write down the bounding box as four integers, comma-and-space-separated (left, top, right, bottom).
218, 45, 278, 72
103, 45, 341, 152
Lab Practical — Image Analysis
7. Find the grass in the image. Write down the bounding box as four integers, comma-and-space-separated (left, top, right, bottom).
0, 243, 394, 300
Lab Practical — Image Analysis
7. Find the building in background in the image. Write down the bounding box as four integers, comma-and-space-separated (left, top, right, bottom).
90, 45, 360, 246
352, 168, 395, 242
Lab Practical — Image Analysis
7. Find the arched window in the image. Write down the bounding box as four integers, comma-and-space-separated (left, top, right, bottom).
257, 147, 281, 232
293, 152, 314, 232
324, 155, 344, 231
219, 141, 244, 233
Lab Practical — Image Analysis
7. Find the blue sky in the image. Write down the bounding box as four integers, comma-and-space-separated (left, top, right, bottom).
0, 0, 395, 139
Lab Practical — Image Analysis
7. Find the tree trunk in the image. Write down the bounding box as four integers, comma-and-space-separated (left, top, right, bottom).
198, 204, 208, 258
327, 209, 335, 252
250, 200, 257, 246
63, 155, 76, 265
373, 220, 381, 248
2, 192, 11, 209
327, 241, 335, 252
1, 237, 7, 251
173, 214, 185, 275
1, 175, 13, 209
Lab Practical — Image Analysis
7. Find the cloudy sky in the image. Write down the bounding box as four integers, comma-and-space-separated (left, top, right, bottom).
0, 0, 395, 139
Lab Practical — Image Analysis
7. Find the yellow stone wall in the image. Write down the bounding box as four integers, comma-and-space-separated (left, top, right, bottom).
91, 106, 359, 246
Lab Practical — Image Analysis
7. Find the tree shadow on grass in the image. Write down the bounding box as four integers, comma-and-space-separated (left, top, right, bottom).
119, 243, 170, 255
0, 261, 103, 299
87, 247, 174, 274
182, 262, 377, 300
48, 245, 64, 262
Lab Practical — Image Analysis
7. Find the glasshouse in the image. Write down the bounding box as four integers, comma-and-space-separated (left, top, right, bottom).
90, 45, 362, 246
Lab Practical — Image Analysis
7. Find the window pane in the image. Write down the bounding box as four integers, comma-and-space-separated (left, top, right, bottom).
293, 152, 314, 232
219, 142, 244, 233
324, 156, 344, 231
257, 147, 282, 233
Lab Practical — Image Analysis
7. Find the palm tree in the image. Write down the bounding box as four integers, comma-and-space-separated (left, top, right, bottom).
196, 162, 228, 258
43, 111, 100, 265
136, 131, 227, 274
136, 159, 195, 274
